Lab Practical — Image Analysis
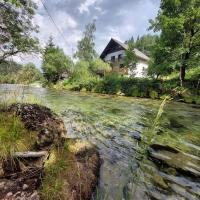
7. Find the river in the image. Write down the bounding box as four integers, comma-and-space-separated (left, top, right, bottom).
0, 84, 200, 200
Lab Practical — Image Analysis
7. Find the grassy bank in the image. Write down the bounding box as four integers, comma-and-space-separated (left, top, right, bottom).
0, 109, 36, 161
52, 70, 200, 105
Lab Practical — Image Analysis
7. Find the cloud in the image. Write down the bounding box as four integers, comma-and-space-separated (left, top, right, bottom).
78, 0, 98, 14
16, 0, 160, 67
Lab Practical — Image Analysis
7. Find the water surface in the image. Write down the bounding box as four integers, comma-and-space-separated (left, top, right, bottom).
0, 84, 200, 200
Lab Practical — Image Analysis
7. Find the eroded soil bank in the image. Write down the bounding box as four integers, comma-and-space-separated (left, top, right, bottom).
0, 104, 100, 200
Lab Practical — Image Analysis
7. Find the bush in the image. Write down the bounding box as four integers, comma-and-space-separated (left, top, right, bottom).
95, 73, 121, 94
90, 59, 112, 76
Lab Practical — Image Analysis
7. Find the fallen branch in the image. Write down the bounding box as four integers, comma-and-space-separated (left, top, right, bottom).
14, 151, 48, 158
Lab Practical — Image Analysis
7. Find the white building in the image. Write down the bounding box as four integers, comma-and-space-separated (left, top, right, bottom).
100, 38, 150, 77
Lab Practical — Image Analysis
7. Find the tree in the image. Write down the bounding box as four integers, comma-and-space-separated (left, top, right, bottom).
124, 41, 138, 74
135, 34, 158, 57
126, 34, 158, 57
0, 0, 39, 62
70, 61, 92, 84
75, 20, 97, 62
17, 63, 42, 84
149, 0, 200, 86
0, 60, 22, 75
42, 38, 73, 83
90, 59, 111, 76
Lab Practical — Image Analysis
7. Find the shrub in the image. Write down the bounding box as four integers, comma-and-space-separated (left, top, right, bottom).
95, 73, 121, 94
90, 59, 112, 76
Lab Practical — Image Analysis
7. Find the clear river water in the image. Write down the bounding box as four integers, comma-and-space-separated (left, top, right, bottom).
0, 84, 200, 200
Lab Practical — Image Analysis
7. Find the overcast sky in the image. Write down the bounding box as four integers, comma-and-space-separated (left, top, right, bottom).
17, 0, 160, 66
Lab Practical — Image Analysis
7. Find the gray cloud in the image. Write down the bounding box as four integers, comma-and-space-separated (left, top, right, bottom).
18, 0, 160, 66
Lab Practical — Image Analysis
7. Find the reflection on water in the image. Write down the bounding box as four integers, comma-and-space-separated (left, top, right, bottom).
1, 84, 200, 200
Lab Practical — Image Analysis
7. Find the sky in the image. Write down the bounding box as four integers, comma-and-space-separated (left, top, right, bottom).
16, 0, 160, 66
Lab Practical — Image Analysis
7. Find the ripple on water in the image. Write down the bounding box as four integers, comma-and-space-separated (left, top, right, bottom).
1, 84, 200, 200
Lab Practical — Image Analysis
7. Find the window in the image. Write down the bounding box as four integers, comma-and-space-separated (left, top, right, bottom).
111, 56, 115, 62
118, 54, 122, 61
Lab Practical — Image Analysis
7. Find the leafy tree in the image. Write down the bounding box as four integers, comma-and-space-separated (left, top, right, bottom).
0, 0, 39, 62
17, 63, 42, 84
75, 20, 97, 62
124, 42, 138, 74
0, 60, 22, 75
0, 60, 22, 83
126, 34, 158, 57
42, 38, 73, 83
134, 34, 158, 57
90, 59, 111, 76
70, 61, 93, 84
149, 0, 200, 86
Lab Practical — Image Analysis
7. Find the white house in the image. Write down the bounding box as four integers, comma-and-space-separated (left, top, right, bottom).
100, 38, 150, 77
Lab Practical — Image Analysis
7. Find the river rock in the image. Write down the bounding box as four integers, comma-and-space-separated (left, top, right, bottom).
128, 131, 141, 141
148, 144, 200, 178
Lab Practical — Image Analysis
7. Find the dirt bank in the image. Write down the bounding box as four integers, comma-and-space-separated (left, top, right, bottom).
0, 104, 100, 200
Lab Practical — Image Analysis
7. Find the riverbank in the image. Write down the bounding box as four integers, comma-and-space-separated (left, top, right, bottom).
47, 74, 200, 105
0, 103, 100, 200
1, 85, 200, 199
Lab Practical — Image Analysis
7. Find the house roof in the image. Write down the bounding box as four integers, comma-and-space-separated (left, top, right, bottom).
100, 38, 150, 61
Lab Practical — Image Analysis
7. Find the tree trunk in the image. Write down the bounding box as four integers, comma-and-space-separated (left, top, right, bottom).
180, 65, 185, 87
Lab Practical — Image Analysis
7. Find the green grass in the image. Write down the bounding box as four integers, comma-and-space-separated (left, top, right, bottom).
164, 67, 200, 81
40, 145, 70, 200
0, 111, 37, 161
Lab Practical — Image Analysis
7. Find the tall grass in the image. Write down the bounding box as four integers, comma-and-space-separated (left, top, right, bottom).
0, 85, 44, 162
0, 111, 37, 162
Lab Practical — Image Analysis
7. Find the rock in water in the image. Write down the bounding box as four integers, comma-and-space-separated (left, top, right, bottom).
148, 144, 200, 178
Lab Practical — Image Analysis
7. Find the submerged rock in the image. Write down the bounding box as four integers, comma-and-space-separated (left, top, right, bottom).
148, 144, 200, 178
128, 131, 141, 141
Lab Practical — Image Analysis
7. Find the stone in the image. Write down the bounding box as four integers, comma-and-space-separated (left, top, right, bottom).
0, 181, 5, 190
148, 144, 200, 178
30, 191, 40, 200
6, 192, 13, 197
23, 184, 29, 190
129, 131, 141, 141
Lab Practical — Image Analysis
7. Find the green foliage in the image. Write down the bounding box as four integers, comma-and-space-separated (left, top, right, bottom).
17, 63, 42, 84
40, 146, 68, 200
75, 20, 97, 62
0, 60, 22, 76
135, 35, 158, 57
0, 61, 42, 84
126, 34, 158, 57
90, 59, 111, 76
124, 42, 138, 72
148, 46, 174, 78
69, 61, 93, 84
42, 37, 73, 83
149, 0, 200, 84
0, 111, 36, 160
95, 73, 122, 94
0, 0, 39, 62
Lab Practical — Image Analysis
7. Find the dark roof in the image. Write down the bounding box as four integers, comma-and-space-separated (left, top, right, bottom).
100, 38, 150, 61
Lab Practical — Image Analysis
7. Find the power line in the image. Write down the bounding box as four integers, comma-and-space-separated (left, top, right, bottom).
39, 0, 68, 45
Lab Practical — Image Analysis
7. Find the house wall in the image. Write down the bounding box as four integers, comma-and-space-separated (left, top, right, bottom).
104, 50, 125, 62
128, 60, 148, 77
104, 50, 148, 77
